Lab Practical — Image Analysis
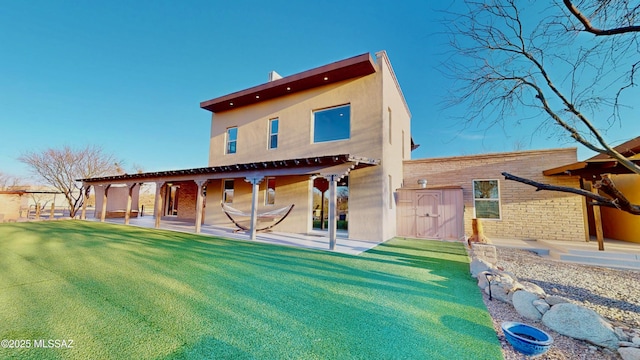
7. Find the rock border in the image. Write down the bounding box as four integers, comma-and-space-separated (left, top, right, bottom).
469, 243, 640, 360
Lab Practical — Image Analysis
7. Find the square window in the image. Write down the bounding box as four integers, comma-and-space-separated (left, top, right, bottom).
313, 104, 350, 143
473, 180, 501, 219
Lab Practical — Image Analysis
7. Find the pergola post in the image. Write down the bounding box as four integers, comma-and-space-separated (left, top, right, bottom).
124, 182, 137, 225
326, 174, 339, 250
194, 179, 207, 233
154, 181, 164, 229
591, 181, 605, 251
100, 184, 111, 222
81, 183, 91, 220
245, 176, 264, 240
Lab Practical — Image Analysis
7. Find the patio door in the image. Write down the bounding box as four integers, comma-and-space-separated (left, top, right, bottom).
416, 192, 440, 238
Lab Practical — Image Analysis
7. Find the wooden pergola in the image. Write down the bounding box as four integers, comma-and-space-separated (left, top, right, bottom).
78, 154, 378, 249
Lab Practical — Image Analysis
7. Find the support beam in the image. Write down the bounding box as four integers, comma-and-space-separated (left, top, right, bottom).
100, 184, 111, 222
194, 179, 207, 233
326, 174, 339, 250
81, 183, 90, 220
124, 183, 137, 225
591, 182, 605, 251
154, 181, 164, 229
245, 176, 264, 240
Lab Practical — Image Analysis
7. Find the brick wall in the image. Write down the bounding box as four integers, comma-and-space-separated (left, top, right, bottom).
403, 148, 586, 242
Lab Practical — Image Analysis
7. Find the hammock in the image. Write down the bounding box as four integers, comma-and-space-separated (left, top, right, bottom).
221, 203, 295, 232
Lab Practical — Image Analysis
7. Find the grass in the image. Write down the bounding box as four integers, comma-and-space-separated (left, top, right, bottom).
0, 221, 502, 359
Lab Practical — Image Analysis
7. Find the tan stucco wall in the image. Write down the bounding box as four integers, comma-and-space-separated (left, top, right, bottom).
94, 184, 141, 218
601, 174, 640, 243
403, 148, 586, 242
0, 193, 23, 222
204, 176, 312, 234
205, 52, 411, 242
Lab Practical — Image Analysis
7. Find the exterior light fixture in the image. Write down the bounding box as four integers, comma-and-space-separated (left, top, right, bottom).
256, 95, 260, 99
417, 179, 428, 188
229, 102, 233, 106
323, 77, 328, 80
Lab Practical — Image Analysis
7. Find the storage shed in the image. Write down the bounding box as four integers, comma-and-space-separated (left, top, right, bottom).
396, 186, 464, 241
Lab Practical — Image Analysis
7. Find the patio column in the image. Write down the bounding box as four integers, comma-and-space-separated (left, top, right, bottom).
81, 183, 91, 220
245, 176, 264, 240
326, 174, 339, 250
154, 181, 165, 229
100, 184, 111, 222
591, 181, 605, 251
124, 182, 137, 225
194, 179, 207, 234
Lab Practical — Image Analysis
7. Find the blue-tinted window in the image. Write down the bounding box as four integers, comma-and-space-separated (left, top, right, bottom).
269, 118, 278, 149
313, 105, 350, 143
226, 127, 237, 154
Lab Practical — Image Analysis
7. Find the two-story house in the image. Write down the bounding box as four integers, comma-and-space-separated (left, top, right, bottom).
82, 51, 411, 246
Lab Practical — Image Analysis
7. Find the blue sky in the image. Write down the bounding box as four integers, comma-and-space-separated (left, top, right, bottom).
1, 1, 638, 181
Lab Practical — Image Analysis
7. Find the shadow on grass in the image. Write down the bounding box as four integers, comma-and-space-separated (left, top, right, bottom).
0, 221, 502, 360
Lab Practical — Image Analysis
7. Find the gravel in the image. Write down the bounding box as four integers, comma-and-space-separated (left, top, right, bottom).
481, 247, 640, 360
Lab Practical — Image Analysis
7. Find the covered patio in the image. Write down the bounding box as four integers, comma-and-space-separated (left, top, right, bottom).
78, 154, 379, 251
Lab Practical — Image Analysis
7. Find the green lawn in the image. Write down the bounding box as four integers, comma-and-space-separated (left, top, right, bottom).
0, 221, 502, 359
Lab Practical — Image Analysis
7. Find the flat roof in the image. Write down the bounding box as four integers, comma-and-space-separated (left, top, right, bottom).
200, 53, 377, 113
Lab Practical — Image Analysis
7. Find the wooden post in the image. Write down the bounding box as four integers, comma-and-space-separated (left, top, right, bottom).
245, 176, 263, 240
591, 182, 605, 251
125, 183, 136, 225
194, 179, 207, 234
154, 182, 164, 229
468, 218, 491, 245
35, 203, 41, 219
100, 185, 111, 222
326, 174, 339, 250
49, 203, 55, 219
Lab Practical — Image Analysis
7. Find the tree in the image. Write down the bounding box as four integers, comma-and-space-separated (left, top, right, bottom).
443, 0, 640, 214
19, 145, 121, 217
0, 172, 20, 190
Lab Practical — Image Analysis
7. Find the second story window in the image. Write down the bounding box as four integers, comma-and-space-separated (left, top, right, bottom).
226, 127, 237, 154
313, 104, 350, 143
268, 118, 279, 149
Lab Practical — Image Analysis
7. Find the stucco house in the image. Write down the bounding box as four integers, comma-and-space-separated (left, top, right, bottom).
83, 51, 410, 247
80, 51, 590, 247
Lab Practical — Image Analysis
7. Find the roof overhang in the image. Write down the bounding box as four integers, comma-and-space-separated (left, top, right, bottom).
78, 154, 380, 185
543, 153, 640, 178
200, 53, 377, 113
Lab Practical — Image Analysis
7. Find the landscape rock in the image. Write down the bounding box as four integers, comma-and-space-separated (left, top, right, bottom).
470, 258, 495, 278
633, 336, 640, 345
620, 341, 640, 348
485, 283, 510, 303
542, 303, 619, 350
517, 281, 546, 297
545, 295, 571, 306
617, 327, 632, 342
533, 299, 551, 315
512, 290, 543, 320
618, 347, 640, 360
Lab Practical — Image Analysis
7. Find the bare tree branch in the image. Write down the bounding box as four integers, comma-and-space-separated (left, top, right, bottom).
503, 172, 640, 215
563, 0, 640, 35
18, 145, 120, 217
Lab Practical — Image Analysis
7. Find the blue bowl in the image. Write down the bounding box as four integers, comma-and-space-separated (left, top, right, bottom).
501, 321, 553, 356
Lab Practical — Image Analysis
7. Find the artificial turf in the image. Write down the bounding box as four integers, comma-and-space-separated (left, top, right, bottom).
0, 221, 503, 359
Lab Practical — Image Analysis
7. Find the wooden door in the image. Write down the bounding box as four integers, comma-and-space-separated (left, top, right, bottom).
416, 192, 441, 238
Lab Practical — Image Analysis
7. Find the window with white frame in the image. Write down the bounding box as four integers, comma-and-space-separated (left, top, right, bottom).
313, 104, 350, 143
226, 127, 237, 154
265, 177, 276, 205
473, 180, 501, 219
223, 179, 234, 203
268, 118, 278, 149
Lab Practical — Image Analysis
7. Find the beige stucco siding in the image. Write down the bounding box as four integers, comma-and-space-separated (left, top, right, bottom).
204, 175, 312, 234
208, 75, 383, 166
403, 148, 586, 242
0, 194, 23, 222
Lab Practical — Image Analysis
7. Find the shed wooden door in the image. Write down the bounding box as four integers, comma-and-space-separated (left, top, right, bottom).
416, 192, 441, 238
